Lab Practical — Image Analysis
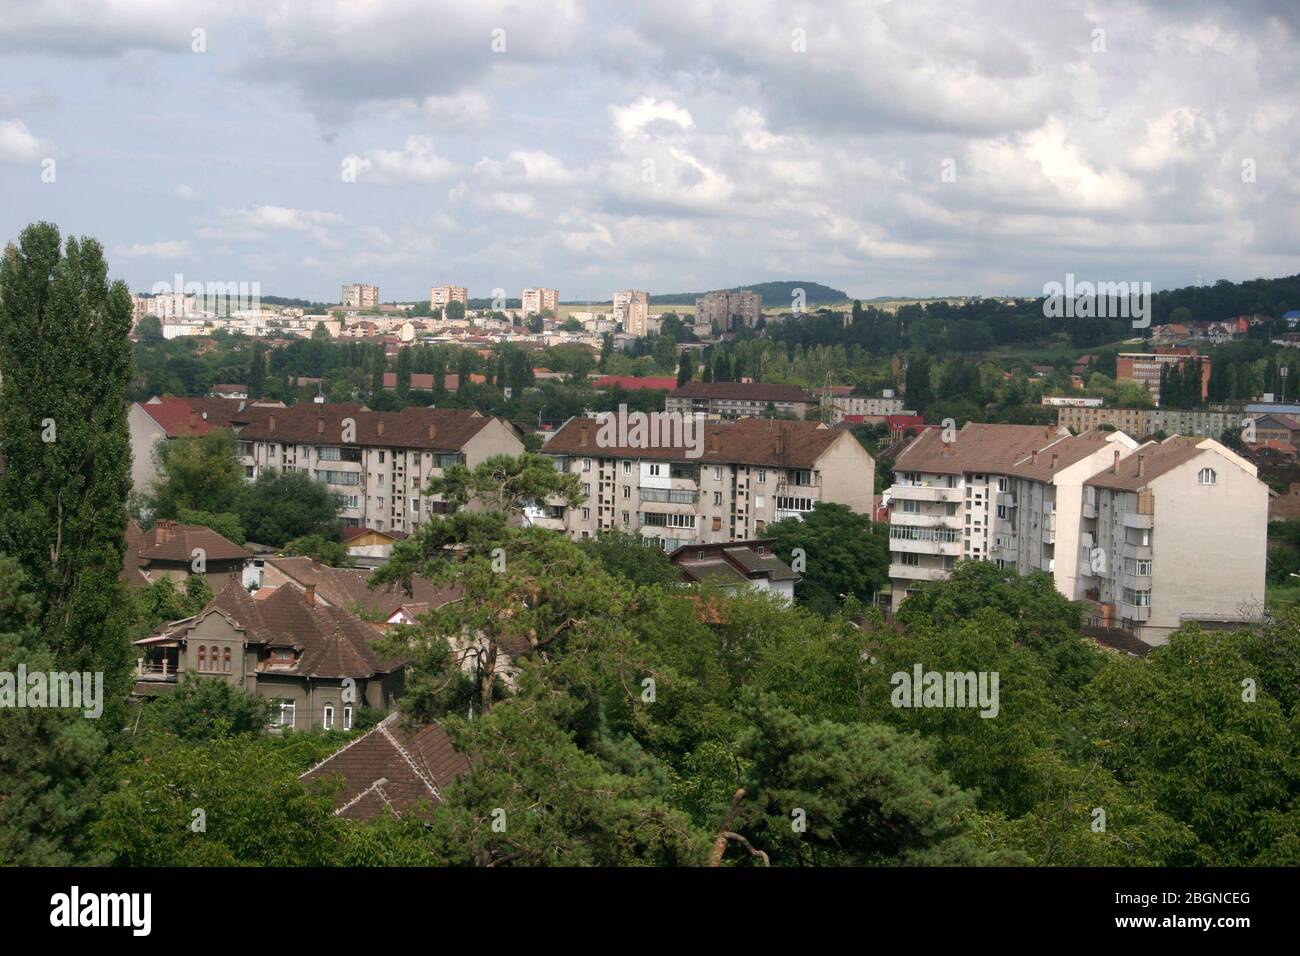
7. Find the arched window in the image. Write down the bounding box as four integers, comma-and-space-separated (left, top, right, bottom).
343, 705, 353, 730
323, 704, 334, 730
210, 647, 220, 672
223, 647, 232, 673
1199, 467, 1217, 486
197, 646, 206, 671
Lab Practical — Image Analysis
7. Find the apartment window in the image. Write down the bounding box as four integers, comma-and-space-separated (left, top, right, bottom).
277, 700, 296, 728
900, 552, 920, 566
1123, 587, 1152, 607
245, 465, 255, 478
757, 469, 767, 482
378, 451, 386, 464
712, 517, 722, 531
623, 486, 630, 499
623, 461, 632, 474
582, 458, 592, 472
622, 511, 630, 525
1198, 467, 1217, 485
902, 499, 920, 514
668, 514, 695, 529
582, 508, 591, 520
996, 477, 1007, 492
996, 505, 1007, 520
714, 466, 723, 481
411, 498, 420, 513
323, 704, 334, 730
776, 496, 815, 512
343, 705, 353, 730
714, 491, 723, 506
790, 469, 813, 486
581, 483, 590, 496
197, 646, 206, 671
342, 495, 359, 509
649, 464, 661, 477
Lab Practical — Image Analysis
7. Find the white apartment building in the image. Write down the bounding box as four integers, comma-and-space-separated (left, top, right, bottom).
536, 417, 874, 548
613, 290, 650, 337
820, 392, 908, 421
887, 423, 1267, 645
234, 404, 524, 535
341, 284, 380, 309
430, 285, 468, 310
522, 288, 559, 318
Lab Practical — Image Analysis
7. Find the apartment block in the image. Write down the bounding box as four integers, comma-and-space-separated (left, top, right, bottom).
341, 284, 380, 309
233, 404, 524, 535
666, 381, 817, 420
1117, 346, 1211, 404
1078, 436, 1266, 643
820, 391, 908, 422
522, 287, 559, 318
430, 285, 468, 310
613, 289, 650, 337
696, 290, 763, 332
537, 417, 874, 548
887, 423, 1267, 645
1055, 404, 1246, 440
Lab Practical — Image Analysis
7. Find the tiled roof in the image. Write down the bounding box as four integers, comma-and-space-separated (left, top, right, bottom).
669, 380, 814, 403
592, 375, 678, 391
139, 396, 283, 437
1085, 436, 1211, 491
894, 423, 1069, 475
300, 713, 470, 819
236, 402, 493, 451
121, 520, 251, 587
264, 556, 459, 619
541, 416, 853, 468
155, 581, 406, 679
1006, 430, 1128, 481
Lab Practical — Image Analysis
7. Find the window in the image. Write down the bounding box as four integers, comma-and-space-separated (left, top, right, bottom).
790, 469, 813, 486
1123, 587, 1152, 607
411, 498, 420, 513
902, 499, 919, 514
668, 514, 695, 529
713, 491, 722, 505
1199, 467, 1217, 485
623, 461, 632, 474
776, 496, 815, 512
323, 704, 334, 730
344, 705, 353, 730
622, 511, 630, 525
649, 464, 661, 477
277, 700, 296, 728
581, 483, 590, 496
378, 451, 386, 464
712, 517, 722, 531
582, 508, 591, 520
622, 486, 630, 499
899, 552, 920, 566
714, 467, 723, 481
582, 458, 592, 472
223, 647, 231, 673
757, 469, 767, 482
197, 646, 206, 671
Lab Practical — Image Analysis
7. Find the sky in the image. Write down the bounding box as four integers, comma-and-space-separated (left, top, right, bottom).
1, 0, 1297, 304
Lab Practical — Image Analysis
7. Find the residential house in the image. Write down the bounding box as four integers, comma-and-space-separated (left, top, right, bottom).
665, 381, 817, 420
670, 539, 800, 603
121, 519, 251, 591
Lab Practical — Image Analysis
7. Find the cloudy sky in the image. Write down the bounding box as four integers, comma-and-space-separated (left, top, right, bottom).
1, 0, 1297, 303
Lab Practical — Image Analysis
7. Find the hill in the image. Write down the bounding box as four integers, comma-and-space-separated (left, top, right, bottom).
650, 280, 848, 307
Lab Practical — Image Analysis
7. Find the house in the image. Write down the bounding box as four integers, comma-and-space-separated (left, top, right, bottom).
1252, 413, 1300, 446
340, 526, 407, 565
259, 555, 459, 625
1284, 310, 1300, 330
670, 539, 800, 603
133, 581, 408, 729
1269, 482, 1300, 521
538, 416, 875, 547
209, 384, 248, 399
300, 713, 470, 819
121, 519, 252, 591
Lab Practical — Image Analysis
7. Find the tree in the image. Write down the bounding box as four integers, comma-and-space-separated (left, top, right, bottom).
765, 503, 888, 615
0, 222, 135, 686
247, 341, 267, 399
578, 530, 683, 588
138, 675, 276, 743
427, 452, 584, 517
149, 430, 245, 518
282, 533, 351, 567
445, 300, 466, 323
175, 507, 245, 545
395, 345, 412, 401
676, 350, 694, 387
235, 471, 342, 546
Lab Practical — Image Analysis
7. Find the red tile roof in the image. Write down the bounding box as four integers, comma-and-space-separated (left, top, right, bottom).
300, 714, 470, 819
592, 375, 678, 391
670, 380, 814, 403
236, 403, 494, 451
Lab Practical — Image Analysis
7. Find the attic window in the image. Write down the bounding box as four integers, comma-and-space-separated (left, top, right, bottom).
1198, 468, 1217, 486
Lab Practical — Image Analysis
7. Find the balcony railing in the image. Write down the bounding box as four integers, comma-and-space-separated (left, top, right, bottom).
638, 487, 699, 504
887, 484, 962, 503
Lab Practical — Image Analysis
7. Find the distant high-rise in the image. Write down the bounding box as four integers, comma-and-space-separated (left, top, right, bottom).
613, 289, 650, 337
430, 285, 468, 310
522, 287, 559, 318
696, 290, 762, 332
341, 284, 379, 309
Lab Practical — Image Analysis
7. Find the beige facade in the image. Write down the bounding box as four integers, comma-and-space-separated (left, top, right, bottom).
341, 284, 379, 309
695, 290, 762, 331
1055, 404, 1245, 439
430, 285, 468, 310
537, 417, 874, 548
522, 287, 559, 318
613, 290, 650, 337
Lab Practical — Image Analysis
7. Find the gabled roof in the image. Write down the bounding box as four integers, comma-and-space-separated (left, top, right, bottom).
670, 539, 800, 584
894, 423, 1069, 476
669, 380, 814, 403
1084, 436, 1211, 491
121, 520, 250, 588
264, 556, 459, 619
149, 581, 406, 679
235, 403, 493, 451
138, 396, 283, 437
592, 375, 678, 391
1006, 430, 1129, 481
300, 713, 470, 819
542, 416, 855, 468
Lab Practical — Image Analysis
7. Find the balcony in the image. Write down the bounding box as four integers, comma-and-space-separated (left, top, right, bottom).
890, 536, 962, 557
889, 564, 951, 582
1042, 512, 1057, 544
1119, 601, 1152, 622
1082, 499, 1097, 519
638, 486, 699, 505
887, 484, 962, 503
1122, 511, 1153, 531
891, 511, 962, 530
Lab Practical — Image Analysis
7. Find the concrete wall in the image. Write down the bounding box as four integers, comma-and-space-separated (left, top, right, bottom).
127, 403, 167, 494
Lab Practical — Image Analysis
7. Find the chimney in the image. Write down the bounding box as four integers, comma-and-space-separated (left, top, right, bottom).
1045, 425, 1053, 438
154, 520, 173, 544
304, 583, 316, 605
1112, 450, 1119, 473
579, 425, 589, 446
428, 423, 437, 441
377, 419, 385, 436
1031, 449, 1038, 464
268, 414, 276, 431
1137, 454, 1146, 478
1050, 453, 1059, 471
189, 410, 198, 427
710, 432, 720, 453
317, 417, 324, 435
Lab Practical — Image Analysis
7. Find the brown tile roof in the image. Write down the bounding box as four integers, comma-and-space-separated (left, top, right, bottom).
1006, 430, 1126, 481
139, 396, 283, 437
264, 556, 460, 619
1084, 436, 1208, 491
235, 403, 493, 451
300, 713, 470, 819
121, 520, 250, 588
542, 416, 853, 468
670, 380, 814, 403
157, 581, 406, 679
894, 423, 1069, 475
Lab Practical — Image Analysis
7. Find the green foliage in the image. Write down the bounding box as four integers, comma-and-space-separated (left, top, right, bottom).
138, 675, 277, 743
428, 452, 584, 516
282, 533, 351, 567
234, 470, 342, 546
176, 507, 246, 545
578, 530, 682, 588
149, 429, 246, 519
766, 503, 889, 615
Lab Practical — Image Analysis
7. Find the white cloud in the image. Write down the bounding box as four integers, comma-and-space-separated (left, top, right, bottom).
0, 118, 49, 163
345, 136, 456, 184
174, 183, 201, 201
113, 240, 193, 258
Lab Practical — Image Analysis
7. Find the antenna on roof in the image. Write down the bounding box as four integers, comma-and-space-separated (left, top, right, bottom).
314, 380, 325, 405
